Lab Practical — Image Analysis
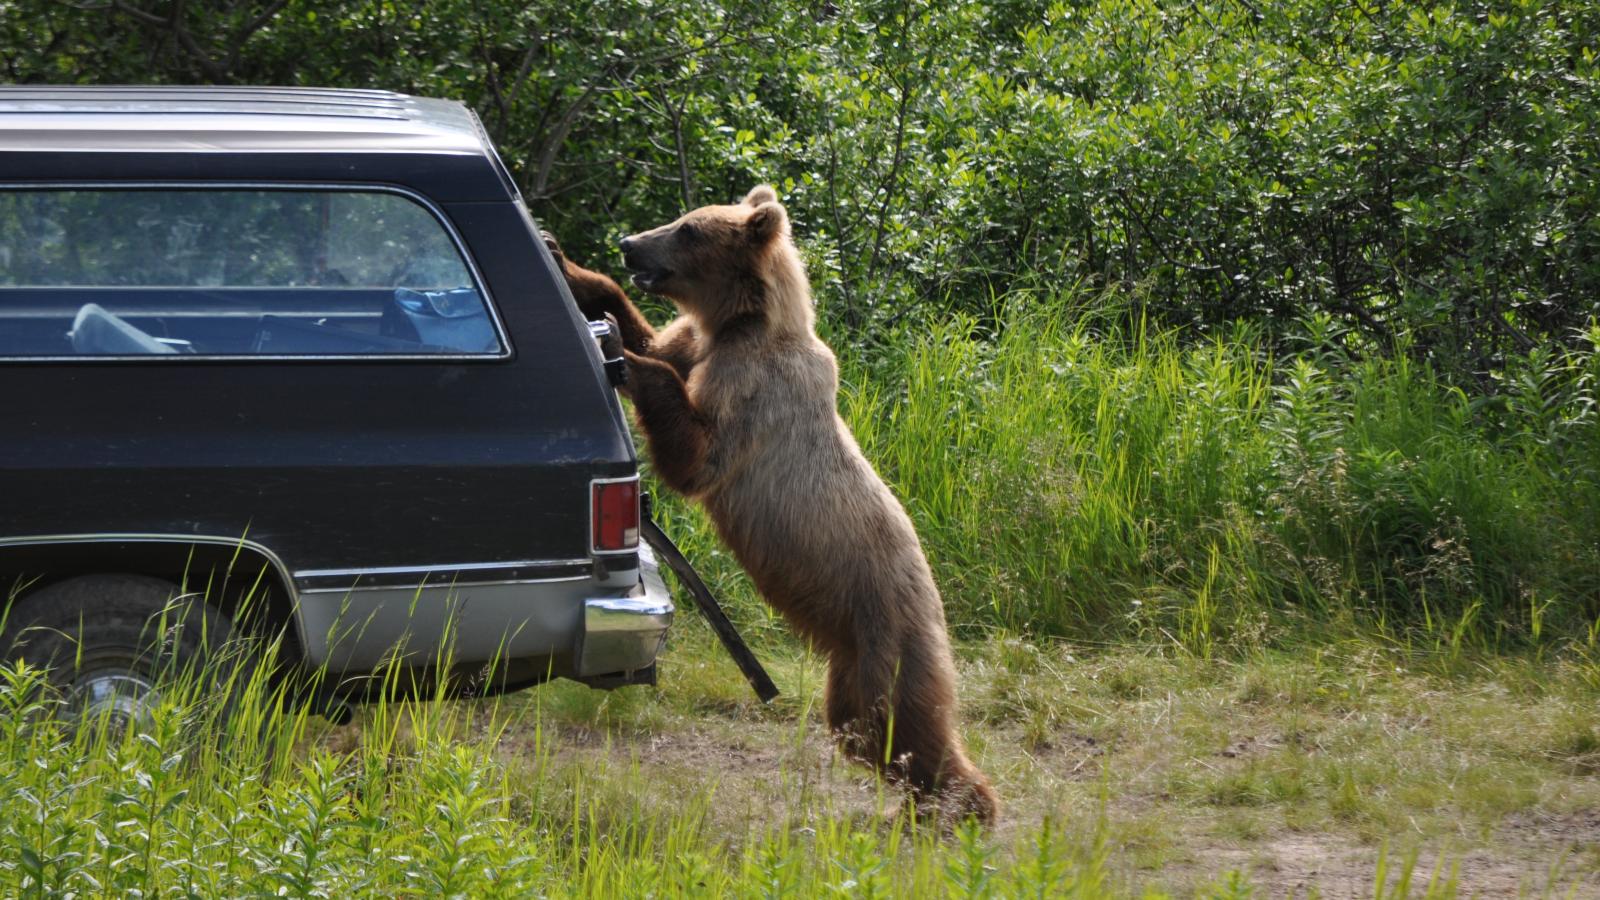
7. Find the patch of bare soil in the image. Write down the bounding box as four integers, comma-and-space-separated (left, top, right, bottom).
1185, 803, 1600, 898
490, 711, 1600, 898
1183, 831, 1598, 899
501, 715, 905, 827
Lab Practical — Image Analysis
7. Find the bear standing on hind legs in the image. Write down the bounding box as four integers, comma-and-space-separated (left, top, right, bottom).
545, 186, 998, 824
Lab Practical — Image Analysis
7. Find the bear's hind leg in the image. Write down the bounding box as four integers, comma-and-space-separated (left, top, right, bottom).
853, 636, 1000, 824
823, 657, 858, 733
824, 656, 870, 762
894, 710, 1000, 825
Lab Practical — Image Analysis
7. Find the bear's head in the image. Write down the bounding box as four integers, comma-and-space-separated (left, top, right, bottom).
619, 185, 811, 336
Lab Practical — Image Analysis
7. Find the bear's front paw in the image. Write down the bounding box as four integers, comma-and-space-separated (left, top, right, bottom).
540, 230, 567, 265
616, 348, 648, 399
596, 311, 625, 360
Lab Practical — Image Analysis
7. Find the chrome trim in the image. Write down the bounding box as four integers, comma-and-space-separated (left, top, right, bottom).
293, 557, 594, 592
295, 557, 591, 579
0, 182, 513, 363
298, 578, 596, 672
576, 598, 673, 676
588, 473, 642, 556
298, 574, 591, 596
4, 307, 384, 319
0, 532, 305, 650
575, 543, 673, 676
285, 543, 667, 673
586, 596, 674, 618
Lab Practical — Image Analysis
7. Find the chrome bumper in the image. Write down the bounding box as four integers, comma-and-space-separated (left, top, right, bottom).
575, 543, 674, 677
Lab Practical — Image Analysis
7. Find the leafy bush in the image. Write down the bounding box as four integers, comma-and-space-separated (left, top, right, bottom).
6, 0, 1597, 372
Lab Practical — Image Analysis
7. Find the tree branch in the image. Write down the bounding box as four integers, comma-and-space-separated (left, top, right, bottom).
665, 88, 694, 210
864, 2, 923, 295
224, 0, 287, 71
111, 0, 227, 81
529, 73, 615, 199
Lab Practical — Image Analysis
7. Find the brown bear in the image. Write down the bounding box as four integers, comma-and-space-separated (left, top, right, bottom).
545, 186, 998, 823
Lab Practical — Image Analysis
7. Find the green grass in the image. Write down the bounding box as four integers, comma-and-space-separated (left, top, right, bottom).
4, 620, 1598, 897
0, 642, 1129, 898
657, 296, 1600, 652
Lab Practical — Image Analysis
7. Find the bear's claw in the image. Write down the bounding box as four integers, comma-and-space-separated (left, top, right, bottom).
540, 230, 564, 260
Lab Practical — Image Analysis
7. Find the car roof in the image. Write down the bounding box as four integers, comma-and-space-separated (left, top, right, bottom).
0, 86, 487, 154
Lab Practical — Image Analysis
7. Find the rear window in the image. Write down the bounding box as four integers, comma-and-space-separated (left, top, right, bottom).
0, 188, 505, 358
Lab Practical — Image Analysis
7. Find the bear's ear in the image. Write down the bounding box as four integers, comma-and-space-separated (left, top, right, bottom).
746, 200, 787, 242
743, 184, 778, 207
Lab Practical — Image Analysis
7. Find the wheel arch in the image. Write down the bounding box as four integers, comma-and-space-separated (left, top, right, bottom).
0, 534, 305, 661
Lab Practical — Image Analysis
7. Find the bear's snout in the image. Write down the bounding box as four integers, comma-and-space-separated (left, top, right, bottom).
618, 234, 673, 292
619, 235, 651, 274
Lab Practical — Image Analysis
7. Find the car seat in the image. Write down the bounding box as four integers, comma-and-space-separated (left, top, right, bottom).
69, 303, 179, 355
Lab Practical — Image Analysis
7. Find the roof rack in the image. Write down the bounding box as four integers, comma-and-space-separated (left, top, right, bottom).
0, 86, 487, 155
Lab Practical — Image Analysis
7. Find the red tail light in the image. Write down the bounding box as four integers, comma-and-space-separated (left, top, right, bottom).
591, 478, 640, 553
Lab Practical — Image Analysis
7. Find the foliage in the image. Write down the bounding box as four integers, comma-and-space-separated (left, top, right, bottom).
3, 626, 1590, 896
0, 654, 1149, 898
654, 299, 1600, 649
4, 0, 1598, 373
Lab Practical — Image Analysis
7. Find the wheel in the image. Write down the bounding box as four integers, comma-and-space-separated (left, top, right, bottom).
0, 574, 238, 731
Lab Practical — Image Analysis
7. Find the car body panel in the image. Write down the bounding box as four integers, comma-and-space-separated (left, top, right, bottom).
0, 87, 670, 689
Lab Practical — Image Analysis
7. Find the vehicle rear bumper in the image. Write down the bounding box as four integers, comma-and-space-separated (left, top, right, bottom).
293, 545, 673, 678
574, 544, 674, 677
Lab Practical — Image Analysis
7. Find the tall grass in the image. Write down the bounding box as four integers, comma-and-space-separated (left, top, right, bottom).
661, 296, 1600, 651
4, 627, 1524, 898
2, 644, 1496, 898
0, 643, 1148, 898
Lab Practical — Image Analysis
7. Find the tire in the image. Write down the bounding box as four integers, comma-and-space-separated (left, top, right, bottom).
0, 574, 239, 731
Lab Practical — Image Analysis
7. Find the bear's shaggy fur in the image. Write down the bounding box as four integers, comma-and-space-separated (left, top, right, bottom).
547, 187, 997, 823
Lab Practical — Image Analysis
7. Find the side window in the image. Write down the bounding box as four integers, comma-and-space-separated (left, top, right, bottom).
0, 189, 505, 358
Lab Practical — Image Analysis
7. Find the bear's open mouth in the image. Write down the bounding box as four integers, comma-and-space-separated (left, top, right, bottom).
628, 268, 672, 291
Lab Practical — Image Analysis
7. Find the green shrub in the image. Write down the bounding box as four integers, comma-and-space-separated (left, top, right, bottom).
7, 0, 1597, 373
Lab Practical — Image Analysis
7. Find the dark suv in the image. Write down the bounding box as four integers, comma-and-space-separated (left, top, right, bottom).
0, 86, 672, 715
